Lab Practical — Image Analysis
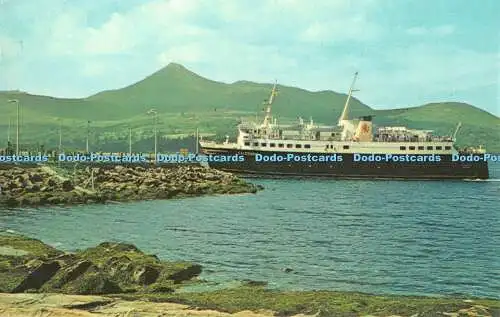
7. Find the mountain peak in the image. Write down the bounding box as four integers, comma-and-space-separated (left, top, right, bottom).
152, 62, 201, 79
164, 62, 187, 70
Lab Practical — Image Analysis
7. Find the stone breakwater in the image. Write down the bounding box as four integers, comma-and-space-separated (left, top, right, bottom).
0, 164, 263, 207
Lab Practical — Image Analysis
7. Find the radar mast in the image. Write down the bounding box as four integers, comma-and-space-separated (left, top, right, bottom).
263, 80, 278, 127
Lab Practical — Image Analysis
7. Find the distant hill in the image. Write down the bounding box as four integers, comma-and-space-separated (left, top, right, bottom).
86, 63, 373, 120
0, 63, 498, 152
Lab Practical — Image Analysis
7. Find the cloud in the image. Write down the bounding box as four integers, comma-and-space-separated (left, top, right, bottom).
388, 45, 496, 87
406, 25, 455, 36
82, 61, 109, 77
83, 13, 136, 54
215, 0, 382, 44
0, 0, 498, 115
42, 0, 382, 58
0, 36, 23, 59
158, 44, 205, 64
44, 0, 205, 56
156, 38, 299, 84
434, 25, 455, 36
354, 44, 499, 108
299, 17, 382, 43
35, 0, 382, 85
47, 10, 138, 56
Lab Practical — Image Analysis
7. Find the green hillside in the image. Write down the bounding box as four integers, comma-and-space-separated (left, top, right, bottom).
372, 102, 500, 149
83, 63, 373, 126
0, 63, 498, 152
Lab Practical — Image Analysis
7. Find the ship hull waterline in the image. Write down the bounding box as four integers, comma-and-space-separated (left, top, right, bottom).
200, 148, 489, 180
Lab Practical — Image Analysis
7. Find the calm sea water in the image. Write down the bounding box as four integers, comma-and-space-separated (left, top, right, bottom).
1, 165, 499, 298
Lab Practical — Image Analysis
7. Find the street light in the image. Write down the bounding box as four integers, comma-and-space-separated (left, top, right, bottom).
8, 99, 19, 155
195, 127, 199, 154
128, 127, 132, 155
86, 120, 91, 153
7, 117, 11, 143
58, 118, 63, 153
147, 109, 158, 163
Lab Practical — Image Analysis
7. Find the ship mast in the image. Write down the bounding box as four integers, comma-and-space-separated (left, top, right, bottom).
337, 72, 359, 126
263, 80, 278, 127
452, 122, 462, 141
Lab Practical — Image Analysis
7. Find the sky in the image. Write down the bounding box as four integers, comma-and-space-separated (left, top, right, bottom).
0, 0, 499, 116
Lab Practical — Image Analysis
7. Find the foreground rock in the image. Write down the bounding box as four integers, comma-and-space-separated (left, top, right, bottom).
0, 293, 498, 317
0, 164, 263, 207
0, 293, 279, 317
0, 234, 201, 295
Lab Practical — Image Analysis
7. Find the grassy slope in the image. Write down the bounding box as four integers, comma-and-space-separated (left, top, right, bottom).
372, 102, 500, 150
121, 287, 500, 317
0, 63, 498, 151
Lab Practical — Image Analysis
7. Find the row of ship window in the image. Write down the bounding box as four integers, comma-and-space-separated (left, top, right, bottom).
244, 142, 312, 149
401, 146, 451, 150
243, 142, 452, 151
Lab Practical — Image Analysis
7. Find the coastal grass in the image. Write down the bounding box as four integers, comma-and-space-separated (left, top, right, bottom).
77, 242, 158, 266
0, 235, 62, 258
0, 234, 64, 293
117, 287, 500, 316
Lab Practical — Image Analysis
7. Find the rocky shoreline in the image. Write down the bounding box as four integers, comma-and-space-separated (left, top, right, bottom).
0, 234, 499, 317
0, 293, 278, 317
0, 294, 497, 317
0, 234, 202, 295
0, 164, 263, 207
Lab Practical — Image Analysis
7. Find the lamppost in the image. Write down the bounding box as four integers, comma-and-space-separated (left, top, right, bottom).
8, 99, 19, 155
128, 127, 132, 155
195, 127, 199, 154
86, 120, 90, 153
7, 117, 11, 143
58, 118, 63, 153
147, 109, 158, 163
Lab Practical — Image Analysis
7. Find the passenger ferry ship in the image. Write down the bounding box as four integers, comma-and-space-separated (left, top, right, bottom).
199, 73, 489, 179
